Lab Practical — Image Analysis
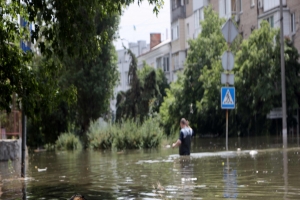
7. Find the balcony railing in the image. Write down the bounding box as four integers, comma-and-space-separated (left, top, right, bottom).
171, 6, 186, 22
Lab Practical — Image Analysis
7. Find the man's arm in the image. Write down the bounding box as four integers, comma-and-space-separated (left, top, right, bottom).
172, 139, 181, 148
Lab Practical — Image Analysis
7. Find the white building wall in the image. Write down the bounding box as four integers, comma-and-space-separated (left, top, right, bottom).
193, 0, 208, 11
263, 0, 286, 12
219, 0, 232, 19
185, 14, 194, 48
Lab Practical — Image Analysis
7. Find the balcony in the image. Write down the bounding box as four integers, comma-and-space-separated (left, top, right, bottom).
171, 6, 186, 22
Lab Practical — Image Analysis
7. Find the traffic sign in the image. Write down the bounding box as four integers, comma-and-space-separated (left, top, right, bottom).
221, 51, 234, 71
221, 87, 235, 109
221, 73, 234, 85
221, 19, 238, 44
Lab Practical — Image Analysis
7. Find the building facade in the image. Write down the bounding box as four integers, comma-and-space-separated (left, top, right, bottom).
210, 0, 300, 52
137, 39, 172, 82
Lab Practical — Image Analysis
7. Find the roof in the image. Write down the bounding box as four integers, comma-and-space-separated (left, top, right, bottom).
137, 39, 171, 58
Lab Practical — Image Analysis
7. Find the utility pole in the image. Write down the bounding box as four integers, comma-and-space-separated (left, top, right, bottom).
280, 0, 287, 148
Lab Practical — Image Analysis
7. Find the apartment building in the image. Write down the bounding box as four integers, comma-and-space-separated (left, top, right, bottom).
210, 0, 300, 52
171, 0, 187, 81
137, 38, 172, 82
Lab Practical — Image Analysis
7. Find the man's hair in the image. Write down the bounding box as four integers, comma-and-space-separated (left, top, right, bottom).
180, 118, 186, 125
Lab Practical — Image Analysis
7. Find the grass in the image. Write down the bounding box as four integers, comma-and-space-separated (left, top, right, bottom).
87, 118, 164, 150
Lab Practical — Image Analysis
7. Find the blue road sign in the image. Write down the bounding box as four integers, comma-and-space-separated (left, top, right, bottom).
221, 87, 235, 109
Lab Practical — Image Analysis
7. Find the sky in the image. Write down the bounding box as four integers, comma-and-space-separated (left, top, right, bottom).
113, 1, 171, 50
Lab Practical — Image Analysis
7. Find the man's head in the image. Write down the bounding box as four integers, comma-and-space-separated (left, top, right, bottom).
180, 118, 186, 128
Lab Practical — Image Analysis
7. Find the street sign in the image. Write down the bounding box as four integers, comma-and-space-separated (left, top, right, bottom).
221, 87, 235, 109
221, 73, 234, 85
221, 19, 238, 44
221, 51, 234, 71
267, 107, 282, 119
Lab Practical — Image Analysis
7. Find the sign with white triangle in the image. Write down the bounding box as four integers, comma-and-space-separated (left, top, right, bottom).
221, 87, 235, 109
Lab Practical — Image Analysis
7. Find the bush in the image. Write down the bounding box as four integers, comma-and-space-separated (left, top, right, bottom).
87, 118, 163, 150
55, 132, 82, 150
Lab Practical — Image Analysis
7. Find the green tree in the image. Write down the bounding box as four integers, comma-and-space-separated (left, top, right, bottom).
159, 6, 227, 135
1, 0, 164, 117
0, 1, 35, 112
27, 10, 120, 145
234, 21, 300, 134
116, 52, 169, 122
138, 62, 169, 113
23, 0, 164, 60
69, 42, 119, 133
159, 73, 184, 135
27, 56, 77, 147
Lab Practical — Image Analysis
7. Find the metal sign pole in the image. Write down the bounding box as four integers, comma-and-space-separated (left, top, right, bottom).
226, 109, 228, 151
221, 19, 238, 151
279, 0, 287, 148
297, 108, 299, 146
21, 111, 26, 177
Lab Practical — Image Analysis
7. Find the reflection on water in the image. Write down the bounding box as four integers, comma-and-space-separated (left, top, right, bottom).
283, 148, 288, 200
223, 158, 237, 198
1, 136, 300, 199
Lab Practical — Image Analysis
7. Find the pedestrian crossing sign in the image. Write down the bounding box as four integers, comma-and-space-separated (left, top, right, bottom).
221, 87, 235, 109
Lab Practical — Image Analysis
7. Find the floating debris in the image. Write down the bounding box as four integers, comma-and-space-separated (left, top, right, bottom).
38, 167, 47, 172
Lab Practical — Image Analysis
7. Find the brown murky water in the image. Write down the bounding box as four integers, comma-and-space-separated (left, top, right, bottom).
1, 136, 300, 199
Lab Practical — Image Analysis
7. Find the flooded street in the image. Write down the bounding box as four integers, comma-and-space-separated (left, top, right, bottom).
1, 136, 300, 199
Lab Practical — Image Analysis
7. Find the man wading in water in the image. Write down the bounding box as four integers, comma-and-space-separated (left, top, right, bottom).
172, 118, 192, 155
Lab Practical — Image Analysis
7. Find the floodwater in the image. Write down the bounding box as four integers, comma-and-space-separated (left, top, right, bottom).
1, 136, 300, 199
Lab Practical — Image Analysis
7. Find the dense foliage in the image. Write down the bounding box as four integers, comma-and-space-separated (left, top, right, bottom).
1, 0, 164, 147
234, 21, 300, 134
0, 1, 34, 112
55, 132, 82, 150
87, 118, 163, 150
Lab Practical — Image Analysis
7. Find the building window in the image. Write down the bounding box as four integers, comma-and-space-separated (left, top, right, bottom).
163, 57, 169, 72
171, 22, 179, 40
187, 23, 189, 36
173, 53, 179, 69
266, 16, 274, 28
231, 0, 237, 13
222, 0, 231, 16
291, 13, 295, 33
156, 57, 162, 69
194, 8, 204, 29
172, 0, 177, 9
239, 0, 242, 12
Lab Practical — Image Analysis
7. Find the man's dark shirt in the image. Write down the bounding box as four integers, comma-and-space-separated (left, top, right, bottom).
179, 127, 192, 155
